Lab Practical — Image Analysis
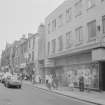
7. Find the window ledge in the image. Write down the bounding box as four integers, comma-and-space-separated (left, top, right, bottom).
75, 41, 83, 46
87, 37, 96, 43
87, 4, 95, 11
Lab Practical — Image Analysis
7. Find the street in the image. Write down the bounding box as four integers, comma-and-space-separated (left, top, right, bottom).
0, 81, 96, 105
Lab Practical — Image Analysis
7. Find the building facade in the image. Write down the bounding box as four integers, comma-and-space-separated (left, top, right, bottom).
38, 24, 46, 83
1, 43, 12, 72
45, 0, 105, 91
13, 35, 28, 74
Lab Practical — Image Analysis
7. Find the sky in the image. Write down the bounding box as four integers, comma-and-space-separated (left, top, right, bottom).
0, 0, 65, 56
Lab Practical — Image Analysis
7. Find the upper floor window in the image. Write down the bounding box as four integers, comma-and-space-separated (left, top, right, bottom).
52, 19, 56, 32
75, 0, 82, 17
33, 38, 35, 49
51, 39, 56, 54
58, 14, 63, 27
48, 23, 51, 34
87, 20, 96, 40
66, 31, 72, 48
76, 27, 83, 43
87, 0, 95, 9
48, 42, 50, 55
29, 40, 30, 48
102, 15, 105, 33
58, 36, 63, 51
32, 51, 34, 62
66, 8, 72, 22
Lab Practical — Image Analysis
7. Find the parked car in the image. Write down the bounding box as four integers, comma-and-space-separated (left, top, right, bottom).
0, 72, 3, 82
1, 72, 12, 84
4, 75, 22, 88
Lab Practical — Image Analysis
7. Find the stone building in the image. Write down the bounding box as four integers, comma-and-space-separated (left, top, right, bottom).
45, 0, 105, 91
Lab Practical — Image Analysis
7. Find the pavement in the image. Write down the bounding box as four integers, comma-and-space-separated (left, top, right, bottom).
34, 83, 105, 105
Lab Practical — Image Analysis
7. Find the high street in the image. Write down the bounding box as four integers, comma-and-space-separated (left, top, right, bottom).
0, 82, 96, 105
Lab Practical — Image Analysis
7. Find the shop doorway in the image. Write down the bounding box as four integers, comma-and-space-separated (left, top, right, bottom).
100, 62, 105, 91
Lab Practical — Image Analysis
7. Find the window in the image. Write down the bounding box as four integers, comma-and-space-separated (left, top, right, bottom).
48, 42, 50, 55
58, 36, 63, 51
58, 14, 63, 27
48, 23, 50, 34
66, 31, 72, 48
33, 38, 35, 49
75, 0, 82, 17
87, 0, 95, 9
88, 20, 96, 40
52, 19, 56, 31
66, 8, 72, 22
102, 16, 105, 33
32, 51, 34, 62
51, 39, 56, 53
29, 40, 30, 48
76, 27, 83, 43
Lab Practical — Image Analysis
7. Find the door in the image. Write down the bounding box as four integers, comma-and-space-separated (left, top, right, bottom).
100, 62, 105, 91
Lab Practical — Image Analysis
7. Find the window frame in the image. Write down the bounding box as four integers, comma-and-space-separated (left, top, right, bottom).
87, 20, 96, 40
102, 15, 105, 33
52, 19, 56, 32
58, 35, 63, 51
75, 0, 82, 17
66, 8, 72, 22
51, 39, 56, 54
66, 31, 72, 48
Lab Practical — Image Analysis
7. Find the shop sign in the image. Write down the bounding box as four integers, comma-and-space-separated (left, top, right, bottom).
92, 48, 105, 61
45, 59, 55, 67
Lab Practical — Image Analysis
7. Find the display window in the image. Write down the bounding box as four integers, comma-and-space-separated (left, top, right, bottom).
64, 63, 99, 89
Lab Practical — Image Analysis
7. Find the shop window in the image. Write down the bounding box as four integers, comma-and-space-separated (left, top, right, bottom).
65, 63, 99, 89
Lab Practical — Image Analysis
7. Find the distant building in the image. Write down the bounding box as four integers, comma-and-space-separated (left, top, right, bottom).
13, 35, 28, 73
45, 0, 105, 91
1, 43, 12, 72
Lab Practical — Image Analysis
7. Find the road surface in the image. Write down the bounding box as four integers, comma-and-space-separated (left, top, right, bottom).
0, 81, 96, 105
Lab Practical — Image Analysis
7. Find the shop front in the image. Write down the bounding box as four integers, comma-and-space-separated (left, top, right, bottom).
64, 63, 99, 90
54, 52, 102, 91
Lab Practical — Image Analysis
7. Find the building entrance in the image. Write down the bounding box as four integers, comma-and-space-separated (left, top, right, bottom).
100, 62, 105, 91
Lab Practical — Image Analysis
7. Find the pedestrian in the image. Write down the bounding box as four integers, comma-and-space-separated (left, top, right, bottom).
69, 79, 74, 91
79, 76, 84, 91
85, 76, 91, 92
45, 75, 51, 90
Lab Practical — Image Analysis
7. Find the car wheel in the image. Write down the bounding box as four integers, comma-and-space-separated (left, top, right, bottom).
18, 85, 21, 89
6, 83, 9, 88
4, 83, 6, 87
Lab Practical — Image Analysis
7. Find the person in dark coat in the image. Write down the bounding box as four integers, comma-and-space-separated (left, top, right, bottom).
79, 76, 84, 91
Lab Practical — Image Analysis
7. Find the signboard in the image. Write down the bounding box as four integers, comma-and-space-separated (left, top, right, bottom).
44, 59, 55, 67
92, 48, 105, 61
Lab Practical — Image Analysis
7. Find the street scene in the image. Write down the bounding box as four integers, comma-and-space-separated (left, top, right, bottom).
0, 0, 105, 105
